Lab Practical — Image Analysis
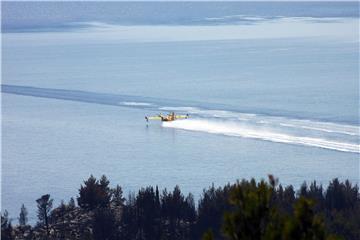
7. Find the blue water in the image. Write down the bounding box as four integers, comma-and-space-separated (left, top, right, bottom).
2, 2, 359, 31
1, 2, 359, 223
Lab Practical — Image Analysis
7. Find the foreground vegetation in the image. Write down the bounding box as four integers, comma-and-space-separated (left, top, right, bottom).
2, 175, 359, 240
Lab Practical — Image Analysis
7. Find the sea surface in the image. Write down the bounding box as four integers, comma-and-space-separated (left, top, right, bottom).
1, 2, 359, 223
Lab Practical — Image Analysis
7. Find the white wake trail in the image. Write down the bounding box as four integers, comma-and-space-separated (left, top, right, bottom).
159, 106, 358, 136
162, 119, 359, 153
120, 101, 153, 106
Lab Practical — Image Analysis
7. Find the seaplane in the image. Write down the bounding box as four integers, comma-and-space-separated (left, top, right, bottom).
145, 112, 189, 122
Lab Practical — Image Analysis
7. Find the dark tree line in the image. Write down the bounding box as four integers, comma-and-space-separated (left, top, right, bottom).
2, 175, 359, 240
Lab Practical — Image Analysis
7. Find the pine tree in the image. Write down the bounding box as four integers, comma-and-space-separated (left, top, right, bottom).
19, 204, 28, 227
77, 175, 111, 210
36, 194, 53, 237
111, 184, 125, 207
1, 210, 13, 240
68, 197, 76, 209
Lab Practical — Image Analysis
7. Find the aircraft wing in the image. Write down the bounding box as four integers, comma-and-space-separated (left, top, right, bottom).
146, 116, 162, 121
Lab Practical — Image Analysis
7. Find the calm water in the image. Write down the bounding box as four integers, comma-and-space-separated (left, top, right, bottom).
1, 2, 359, 222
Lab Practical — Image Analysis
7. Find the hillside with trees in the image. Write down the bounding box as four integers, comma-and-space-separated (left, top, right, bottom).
2, 175, 359, 240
